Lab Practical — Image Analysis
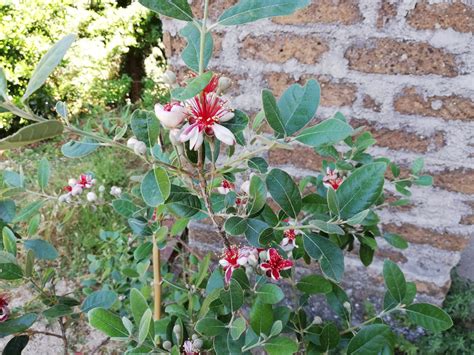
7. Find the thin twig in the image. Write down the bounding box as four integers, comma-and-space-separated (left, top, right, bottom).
90, 337, 111, 355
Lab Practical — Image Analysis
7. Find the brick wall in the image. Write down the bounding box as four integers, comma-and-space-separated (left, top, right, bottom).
162, 0, 474, 305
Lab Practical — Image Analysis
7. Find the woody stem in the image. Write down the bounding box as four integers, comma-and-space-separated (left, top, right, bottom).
152, 233, 161, 321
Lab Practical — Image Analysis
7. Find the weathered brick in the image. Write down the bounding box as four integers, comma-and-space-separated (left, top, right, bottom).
415, 279, 451, 300
377, 0, 398, 29
345, 38, 459, 77
435, 168, 474, 194
362, 95, 382, 112
394, 87, 474, 121
191, 0, 238, 21
163, 30, 223, 59
351, 119, 445, 153
383, 223, 470, 252
241, 34, 329, 65
268, 146, 324, 171
376, 248, 408, 263
272, 0, 362, 25
264, 72, 357, 107
460, 202, 474, 225
407, 2, 474, 33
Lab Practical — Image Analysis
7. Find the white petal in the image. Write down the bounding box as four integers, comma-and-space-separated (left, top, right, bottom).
190, 128, 204, 151
241, 180, 250, 195
219, 111, 234, 122
213, 124, 235, 146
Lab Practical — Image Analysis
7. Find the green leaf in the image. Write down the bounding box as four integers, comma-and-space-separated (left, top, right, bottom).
171, 71, 213, 101
262, 89, 285, 135
2, 227, 16, 256
230, 317, 246, 340
296, 118, 353, 147
88, 308, 128, 338
224, 216, 248, 236
195, 318, 226, 337
383, 260, 406, 303
248, 157, 268, 173
346, 209, 370, 226
220, 281, 244, 312
55, 101, 68, 118
214, 329, 246, 355
0, 67, 7, 100
320, 322, 340, 351
266, 169, 301, 218
278, 79, 320, 135
0, 200, 15, 223
247, 175, 266, 216
414, 175, 433, 186
24, 239, 58, 260
3, 171, 24, 188
256, 284, 284, 304
406, 303, 453, 332
310, 220, 345, 235
112, 199, 140, 218
166, 186, 202, 217
250, 301, 273, 335
2, 335, 29, 355
0, 263, 23, 280
245, 218, 269, 247
198, 288, 222, 318
138, 309, 152, 344
61, 138, 100, 158
141, 167, 170, 207
0, 121, 63, 150
218, 0, 311, 26
303, 233, 344, 282
131, 110, 160, 147
37, 157, 50, 190
347, 324, 395, 355
264, 336, 298, 355
25, 250, 34, 277
411, 157, 424, 175
138, 0, 193, 21
12, 201, 44, 223
22, 34, 76, 100
383, 233, 408, 249
222, 110, 249, 136
0, 314, 37, 338
180, 23, 213, 73
43, 305, 73, 319
296, 275, 332, 294
336, 162, 387, 219
129, 288, 153, 341
81, 290, 118, 313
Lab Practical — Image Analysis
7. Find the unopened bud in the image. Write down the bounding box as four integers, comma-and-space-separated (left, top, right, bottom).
110, 186, 122, 197
191, 334, 199, 341
133, 141, 147, 155
217, 76, 232, 95
68, 178, 77, 186
98, 185, 105, 193
312, 316, 323, 325
173, 324, 182, 334
162, 340, 172, 350
127, 137, 138, 149
71, 185, 83, 196
193, 339, 203, 349
86, 192, 97, 202
259, 250, 268, 260
162, 70, 177, 86
343, 301, 351, 313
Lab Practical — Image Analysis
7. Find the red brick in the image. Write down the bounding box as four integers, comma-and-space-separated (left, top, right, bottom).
394, 87, 474, 122
435, 168, 474, 195
377, 0, 398, 29
191, 0, 238, 21
362, 95, 382, 112
268, 146, 324, 171
407, 2, 474, 33
272, 0, 362, 25
163, 30, 223, 59
352, 119, 445, 153
383, 223, 470, 252
345, 38, 459, 77
241, 34, 329, 65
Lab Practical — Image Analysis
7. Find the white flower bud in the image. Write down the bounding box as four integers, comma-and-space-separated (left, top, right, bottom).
193, 339, 203, 349
71, 185, 83, 196
162, 70, 177, 86
343, 301, 351, 313
173, 324, 182, 334
98, 185, 105, 193
68, 178, 77, 186
127, 137, 138, 149
259, 250, 268, 260
217, 76, 232, 94
312, 316, 323, 325
133, 141, 147, 155
58, 194, 71, 203
110, 186, 122, 197
162, 340, 172, 350
86, 192, 97, 202
191, 334, 199, 341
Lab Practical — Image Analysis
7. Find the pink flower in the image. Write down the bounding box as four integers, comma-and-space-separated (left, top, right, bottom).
323, 168, 343, 190
0, 294, 9, 323
180, 93, 235, 150
260, 248, 293, 280
77, 174, 95, 189
217, 180, 234, 195
281, 229, 298, 251
183, 340, 199, 355
155, 102, 187, 129
219, 246, 255, 284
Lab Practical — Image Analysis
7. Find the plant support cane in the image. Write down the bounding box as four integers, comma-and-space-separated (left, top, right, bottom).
152, 232, 161, 320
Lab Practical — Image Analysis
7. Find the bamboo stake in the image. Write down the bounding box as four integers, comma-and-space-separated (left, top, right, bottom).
152, 233, 161, 320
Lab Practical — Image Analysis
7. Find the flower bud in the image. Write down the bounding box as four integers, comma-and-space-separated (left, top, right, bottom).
343, 301, 351, 313
259, 250, 268, 260
68, 178, 77, 186
162, 70, 177, 86
71, 185, 83, 196
312, 316, 323, 325
169, 129, 181, 146
110, 186, 122, 197
98, 185, 105, 193
193, 339, 203, 349
173, 324, 182, 334
86, 192, 97, 202
133, 141, 147, 155
58, 194, 71, 203
191, 334, 199, 341
155, 102, 186, 129
162, 340, 172, 351
217, 76, 232, 95
127, 137, 138, 149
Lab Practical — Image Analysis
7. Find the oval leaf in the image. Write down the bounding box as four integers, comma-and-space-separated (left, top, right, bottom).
406, 303, 453, 332
61, 138, 100, 158
296, 117, 353, 147
141, 167, 171, 207
383, 260, 406, 303
347, 324, 395, 355
303, 233, 344, 282
195, 318, 226, 337
138, 0, 193, 22
81, 290, 118, 313
88, 308, 128, 338
24, 239, 58, 260
266, 169, 301, 218
0, 121, 63, 150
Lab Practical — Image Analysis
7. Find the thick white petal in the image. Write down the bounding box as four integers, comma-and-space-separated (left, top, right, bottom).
213, 124, 235, 146
219, 111, 234, 122
190, 128, 204, 151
